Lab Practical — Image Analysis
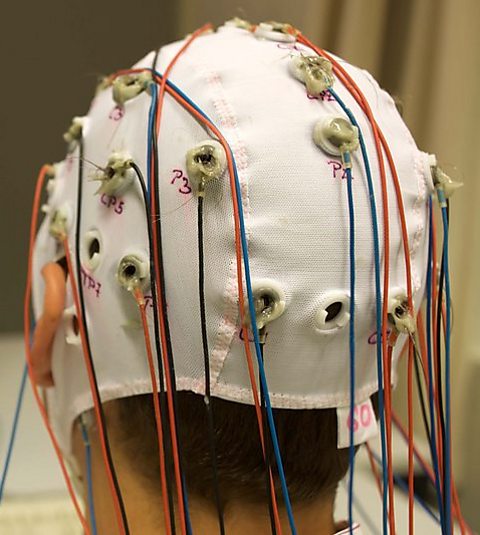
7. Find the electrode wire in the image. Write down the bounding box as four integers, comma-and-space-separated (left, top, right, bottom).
146, 82, 158, 201
425, 203, 446, 532
439, 197, 453, 534
24, 164, 90, 534
134, 287, 174, 535
80, 416, 99, 535
0, 364, 28, 503
146, 27, 214, 535
411, 334, 431, 441
197, 195, 226, 535
435, 230, 448, 513
68, 138, 129, 535
345, 161, 357, 535
259, 342, 279, 535
130, 160, 175, 535
430, 210, 445, 481
329, 87, 388, 535
149, 108, 193, 535
146, 77, 179, 534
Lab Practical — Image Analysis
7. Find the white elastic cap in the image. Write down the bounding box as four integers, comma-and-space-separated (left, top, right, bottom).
33, 24, 430, 454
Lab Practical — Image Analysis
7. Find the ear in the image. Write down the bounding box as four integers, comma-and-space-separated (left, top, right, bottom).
31, 262, 67, 387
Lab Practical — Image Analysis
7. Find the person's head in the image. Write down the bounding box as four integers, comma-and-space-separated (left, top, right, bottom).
29, 18, 440, 534
70, 392, 363, 533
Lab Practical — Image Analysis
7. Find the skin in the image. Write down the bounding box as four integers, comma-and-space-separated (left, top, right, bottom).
35, 266, 344, 534
31, 262, 66, 387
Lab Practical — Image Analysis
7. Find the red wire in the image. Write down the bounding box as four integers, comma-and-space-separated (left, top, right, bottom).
379, 133, 416, 535
416, 313, 429, 383
63, 238, 127, 535
441, 288, 454, 535
430, 212, 445, 483
407, 340, 415, 534
147, 25, 213, 535
134, 289, 172, 535
154, 24, 213, 135
24, 165, 91, 535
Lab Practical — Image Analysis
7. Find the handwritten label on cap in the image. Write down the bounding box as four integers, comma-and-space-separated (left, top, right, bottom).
337, 398, 378, 449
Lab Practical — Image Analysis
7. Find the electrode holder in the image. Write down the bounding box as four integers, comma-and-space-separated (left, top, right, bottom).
254, 21, 298, 43
313, 116, 359, 157
290, 55, 334, 96
91, 151, 135, 196
112, 71, 152, 106
186, 140, 227, 196
63, 117, 85, 152
116, 253, 149, 293
387, 292, 415, 335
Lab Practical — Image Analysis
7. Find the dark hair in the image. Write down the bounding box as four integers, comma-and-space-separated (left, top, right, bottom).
112, 391, 371, 507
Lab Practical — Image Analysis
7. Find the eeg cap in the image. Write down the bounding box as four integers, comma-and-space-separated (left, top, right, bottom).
32, 24, 433, 453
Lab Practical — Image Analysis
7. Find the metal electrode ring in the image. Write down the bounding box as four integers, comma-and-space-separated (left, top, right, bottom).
289, 55, 334, 96
244, 280, 286, 340
313, 115, 360, 157
116, 254, 149, 293
186, 140, 227, 196
91, 151, 135, 196
112, 71, 152, 106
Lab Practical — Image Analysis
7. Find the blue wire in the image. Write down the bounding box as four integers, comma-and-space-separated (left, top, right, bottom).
425, 198, 446, 533
153, 71, 298, 535
329, 87, 388, 535
345, 160, 356, 535
146, 81, 158, 201
80, 418, 98, 535
182, 472, 194, 535
229, 112, 298, 535
145, 79, 194, 535
0, 363, 28, 503
371, 451, 441, 526
439, 192, 452, 532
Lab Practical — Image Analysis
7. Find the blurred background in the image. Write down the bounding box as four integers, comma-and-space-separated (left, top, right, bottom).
1, 0, 479, 531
